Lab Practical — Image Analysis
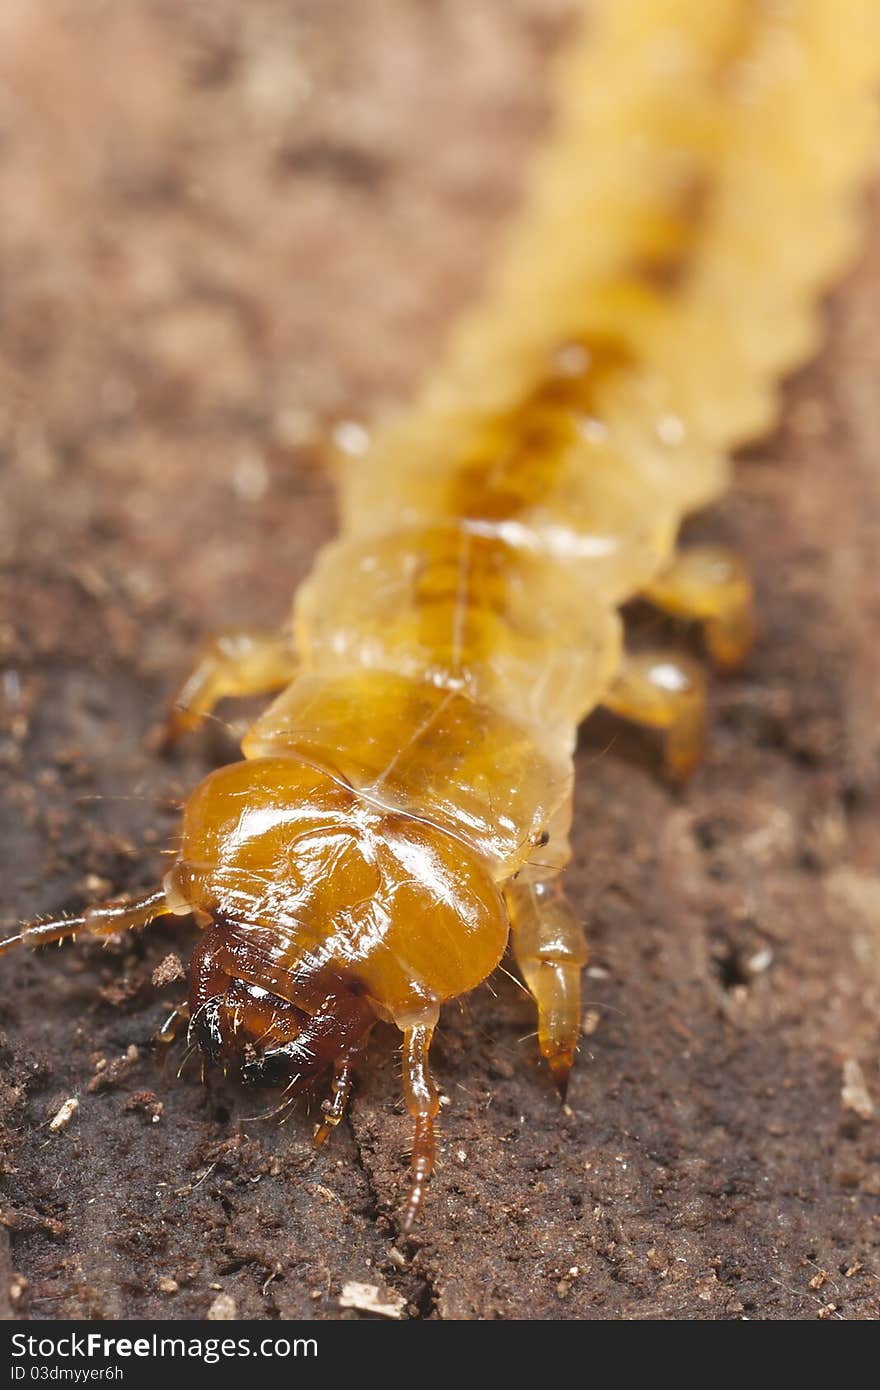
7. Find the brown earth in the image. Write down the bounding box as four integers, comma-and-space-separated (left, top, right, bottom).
1, 0, 879, 1322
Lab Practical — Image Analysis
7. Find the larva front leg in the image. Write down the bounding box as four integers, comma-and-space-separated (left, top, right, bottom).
399, 1011, 441, 1231
602, 650, 707, 782
642, 546, 755, 672
506, 879, 588, 1101
314, 1044, 365, 1148
163, 627, 298, 745
0, 886, 176, 957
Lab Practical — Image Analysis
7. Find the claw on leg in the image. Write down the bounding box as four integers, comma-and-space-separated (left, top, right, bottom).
507, 880, 588, 1101
161, 627, 298, 747
643, 545, 755, 672
399, 1011, 440, 1231
602, 649, 707, 781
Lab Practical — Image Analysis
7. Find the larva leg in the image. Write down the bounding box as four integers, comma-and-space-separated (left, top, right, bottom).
602, 650, 707, 781
163, 628, 298, 745
643, 546, 755, 671
314, 1045, 362, 1148
400, 1011, 440, 1231
506, 879, 588, 1101
0, 887, 174, 958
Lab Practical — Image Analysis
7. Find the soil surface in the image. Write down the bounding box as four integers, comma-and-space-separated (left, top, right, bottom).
1, 0, 879, 1322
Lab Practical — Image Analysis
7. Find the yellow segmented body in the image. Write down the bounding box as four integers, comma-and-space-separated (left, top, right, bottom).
268, 0, 880, 883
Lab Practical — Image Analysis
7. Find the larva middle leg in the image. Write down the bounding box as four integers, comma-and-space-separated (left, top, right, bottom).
642, 546, 756, 671
602, 650, 707, 781
163, 627, 298, 745
506, 879, 589, 1100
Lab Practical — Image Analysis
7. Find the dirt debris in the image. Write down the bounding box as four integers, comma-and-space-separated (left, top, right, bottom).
48, 1098, 79, 1133
338, 1281, 407, 1320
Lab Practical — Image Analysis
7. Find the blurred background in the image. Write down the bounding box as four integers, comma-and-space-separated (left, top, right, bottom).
0, 0, 569, 653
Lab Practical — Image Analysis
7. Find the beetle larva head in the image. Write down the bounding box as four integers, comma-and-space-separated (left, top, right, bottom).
168, 755, 510, 1061
186, 932, 374, 1088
